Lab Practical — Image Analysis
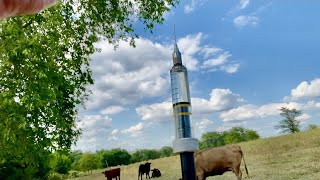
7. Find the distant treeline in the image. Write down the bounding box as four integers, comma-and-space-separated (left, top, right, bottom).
49, 127, 261, 175
46, 125, 320, 178
199, 126, 260, 150
49, 146, 174, 175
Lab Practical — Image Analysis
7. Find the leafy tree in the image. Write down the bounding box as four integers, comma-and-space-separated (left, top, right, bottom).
131, 149, 161, 163
275, 107, 302, 134
49, 152, 72, 174
222, 127, 248, 144
77, 153, 100, 174
130, 150, 144, 163
70, 150, 83, 164
199, 127, 260, 150
159, 146, 174, 157
69, 150, 83, 171
98, 148, 131, 168
0, 0, 178, 178
199, 131, 225, 150
245, 129, 260, 140
307, 124, 318, 131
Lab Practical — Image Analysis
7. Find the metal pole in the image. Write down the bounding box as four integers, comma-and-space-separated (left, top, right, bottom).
180, 152, 196, 180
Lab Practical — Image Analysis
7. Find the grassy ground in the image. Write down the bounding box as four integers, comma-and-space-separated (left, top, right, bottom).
70, 128, 320, 180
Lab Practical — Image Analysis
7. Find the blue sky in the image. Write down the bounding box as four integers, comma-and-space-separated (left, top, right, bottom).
73, 0, 320, 152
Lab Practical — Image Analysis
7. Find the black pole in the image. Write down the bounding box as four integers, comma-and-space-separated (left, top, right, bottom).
180, 152, 196, 180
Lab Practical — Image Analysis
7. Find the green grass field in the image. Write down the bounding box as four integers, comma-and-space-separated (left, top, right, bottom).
70, 128, 320, 180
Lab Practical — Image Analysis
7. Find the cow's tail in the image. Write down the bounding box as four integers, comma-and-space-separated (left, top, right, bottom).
239, 146, 249, 178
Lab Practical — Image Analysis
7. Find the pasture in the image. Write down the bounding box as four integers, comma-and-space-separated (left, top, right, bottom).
70, 128, 320, 180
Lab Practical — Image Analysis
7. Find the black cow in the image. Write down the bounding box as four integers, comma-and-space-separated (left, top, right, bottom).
151, 168, 161, 178
138, 162, 151, 180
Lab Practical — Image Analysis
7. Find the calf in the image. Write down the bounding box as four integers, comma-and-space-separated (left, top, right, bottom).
195, 145, 249, 180
151, 168, 161, 178
102, 167, 121, 180
138, 162, 151, 180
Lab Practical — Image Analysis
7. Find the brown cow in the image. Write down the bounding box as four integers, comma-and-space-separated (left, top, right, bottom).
102, 168, 121, 180
195, 145, 249, 180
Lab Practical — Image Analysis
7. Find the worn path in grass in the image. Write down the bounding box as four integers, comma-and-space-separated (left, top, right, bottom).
70, 128, 320, 180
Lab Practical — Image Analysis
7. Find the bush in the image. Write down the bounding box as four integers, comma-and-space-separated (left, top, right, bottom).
48, 173, 63, 180
98, 148, 131, 168
77, 153, 100, 174
131, 149, 161, 163
199, 126, 260, 149
49, 152, 72, 174
159, 146, 174, 157
307, 124, 318, 131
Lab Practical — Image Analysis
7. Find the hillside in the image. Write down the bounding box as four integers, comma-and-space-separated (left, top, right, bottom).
71, 128, 320, 180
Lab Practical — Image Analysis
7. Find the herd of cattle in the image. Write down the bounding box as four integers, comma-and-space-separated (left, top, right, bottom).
102, 145, 249, 180
102, 162, 161, 180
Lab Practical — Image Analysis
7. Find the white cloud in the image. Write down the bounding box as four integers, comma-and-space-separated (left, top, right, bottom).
136, 88, 244, 122
215, 122, 247, 132
178, 33, 240, 73
86, 38, 172, 111
201, 49, 239, 73
297, 113, 311, 122
201, 46, 222, 59
220, 63, 240, 74
239, 0, 250, 9
220, 101, 320, 122
226, 0, 249, 16
121, 122, 144, 137
202, 52, 231, 67
208, 88, 244, 111
196, 118, 214, 132
304, 101, 320, 110
75, 115, 113, 151
100, 106, 127, 115
77, 115, 112, 131
136, 101, 172, 122
111, 129, 119, 135
177, 33, 202, 71
233, 15, 259, 29
184, 0, 206, 14
107, 129, 120, 141
285, 78, 320, 101
85, 33, 238, 112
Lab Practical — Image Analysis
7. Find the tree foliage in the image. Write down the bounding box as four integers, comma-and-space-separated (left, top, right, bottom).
97, 148, 131, 168
131, 149, 161, 163
199, 131, 225, 150
0, 0, 178, 178
49, 152, 72, 174
275, 107, 302, 134
307, 124, 318, 131
159, 146, 174, 158
199, 127, 260, 150
77, 153, 100, 174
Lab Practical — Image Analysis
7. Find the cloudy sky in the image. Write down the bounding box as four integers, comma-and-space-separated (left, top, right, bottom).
73, 0, 320, 152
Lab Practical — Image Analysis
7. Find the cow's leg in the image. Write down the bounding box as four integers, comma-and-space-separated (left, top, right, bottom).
196, 173, 205, 180
196, 170, 205, 180
232, 166, 242, 180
